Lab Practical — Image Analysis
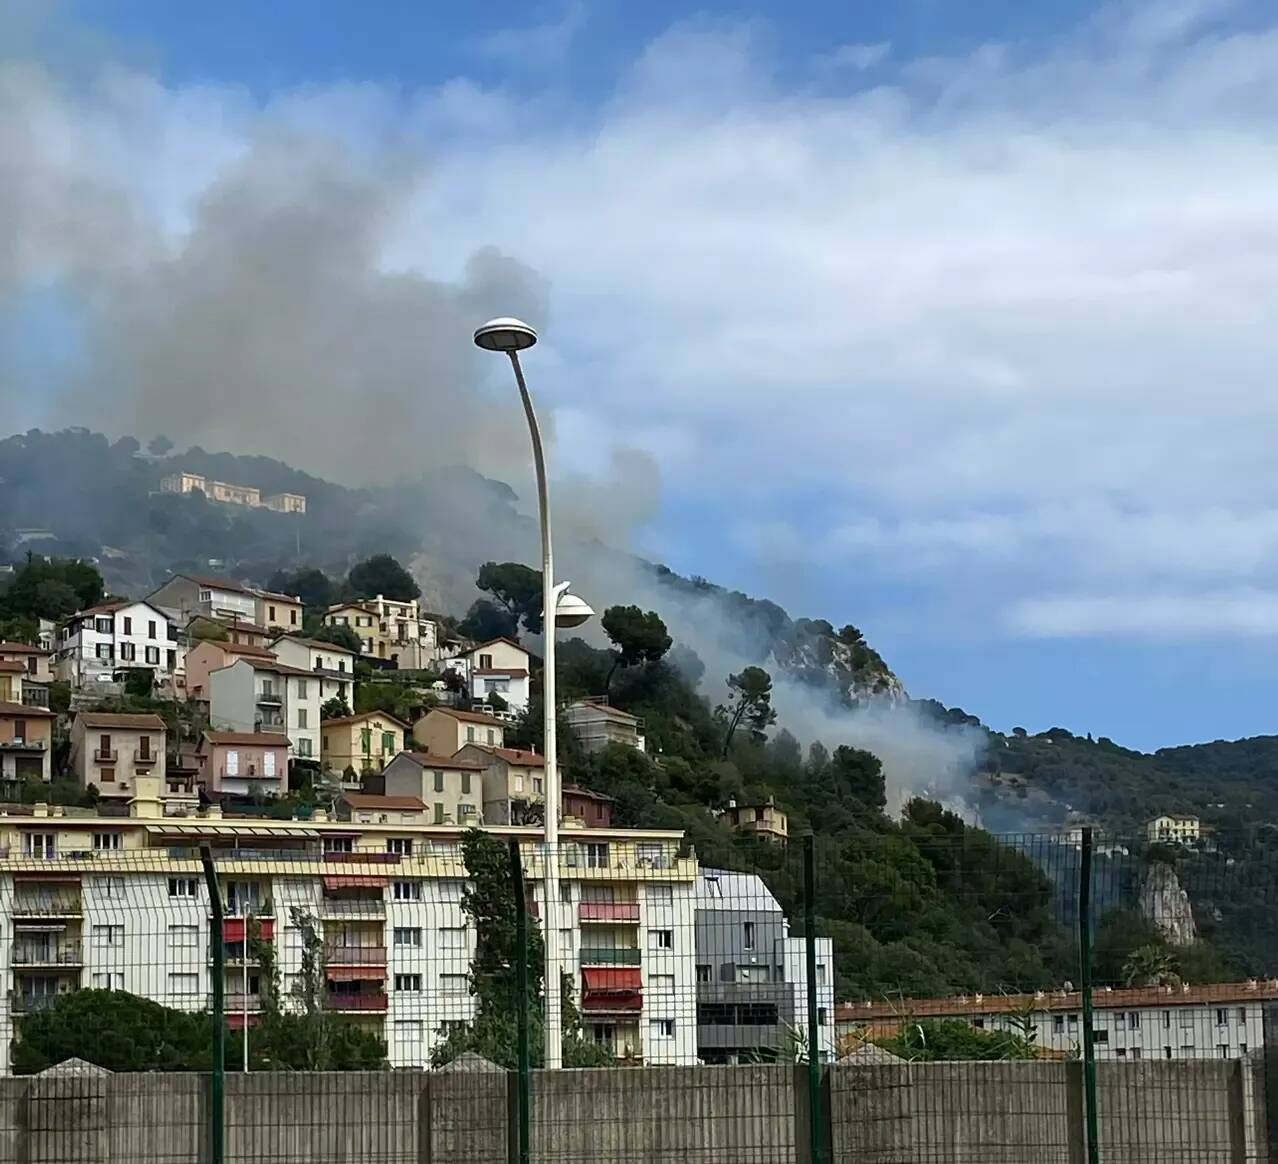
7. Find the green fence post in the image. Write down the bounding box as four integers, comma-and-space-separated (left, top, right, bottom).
1079, 827, 1100, 1164
199, 843, 225, 1164
507, 839, 531, 1164
803, 832, 824, 1164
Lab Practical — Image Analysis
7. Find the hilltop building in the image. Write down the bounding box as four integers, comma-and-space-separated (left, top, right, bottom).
160, 471, 306, 514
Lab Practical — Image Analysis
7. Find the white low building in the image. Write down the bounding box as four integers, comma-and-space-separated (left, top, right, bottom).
56, 601, 182, 690
444, 637, 532, 714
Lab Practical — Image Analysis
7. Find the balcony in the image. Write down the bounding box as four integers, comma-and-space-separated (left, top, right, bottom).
256, 688, 283, 706
320, 898, 385, 920
325, 992, 388, 1012
13, 942, 83, 966
133, 751, 158, 769
224, 993, 263, 1013
93, 748, 117, 763
582, 967, 643, 1013
10, 991, 68, 1014
580, 948, 641, 967
13, 893, 82, 917
325, 945, 387, 966
578, 902, 640, 924
1, 738, 47, 752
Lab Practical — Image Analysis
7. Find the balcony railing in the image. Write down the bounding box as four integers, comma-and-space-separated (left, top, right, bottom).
580, 948, 641, 966
319, 898, 385, 918
134, 752, 157, 768
224, 993, 263, 1013
93, 749, 118, 763
13, 894, 82, 916
13, 943, 83, 966
325, 945, 387, 966
578, 902, 640, 923
582, 991, 643, 1013
256, 689, 283, 705
1, 738, 47, 752
10, 991, 67, 1014
325, 992, 388, 1012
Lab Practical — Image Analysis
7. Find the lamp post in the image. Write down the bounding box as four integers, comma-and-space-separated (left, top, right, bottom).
474, 318, 594, 1069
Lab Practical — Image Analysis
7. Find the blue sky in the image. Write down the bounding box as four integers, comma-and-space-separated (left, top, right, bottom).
6, 0, 1278, 750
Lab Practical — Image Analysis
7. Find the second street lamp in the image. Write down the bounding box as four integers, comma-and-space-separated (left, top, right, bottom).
473, 316, 593, 1069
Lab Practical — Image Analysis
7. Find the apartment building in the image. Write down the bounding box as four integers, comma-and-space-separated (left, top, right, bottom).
184, 615, 272, 649
159, 472, 306, 514
320, 712, 409, 778
249, 589, 304, 634
0, 788, 700, 1072
834, 980, 1278, 1062
68, 712, 167, 802
444, 637, 531, 714
382, 752, 485, 826
56, 601, 180, 689
184, 640, 278, 703
413, 708, 505, 756
324, 597, 441, 669
208, 657, 320, 762
693, 869, 835, 1063
268, 636, 356, 709
194, 731, 290, 797
1147, 815, 1201, 845
0, 702, 54, 783
455, 745, 545, 825
563, 700, 645, 754
148, 574, 258, 624
0, 642, 54, 683
563, 786, 615, 829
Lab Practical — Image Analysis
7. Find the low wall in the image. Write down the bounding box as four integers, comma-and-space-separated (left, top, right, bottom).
0, 1059, 1262, 1164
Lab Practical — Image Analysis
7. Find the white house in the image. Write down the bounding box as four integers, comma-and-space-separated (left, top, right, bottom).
56, 600, 181, 689
268, 635, 357, 710
208, 656, 322, 763
1146, 815, 1202, 845
445, 637, 532, 714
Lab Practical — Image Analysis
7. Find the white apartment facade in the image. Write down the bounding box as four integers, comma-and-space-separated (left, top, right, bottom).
268, 636, 356, 709
208, 657, 321, 762
1147, 815, 1202, 844
323, 596, 441, 669
0, 793, 701, 1072
444, 637, 532, 714
56, 601, 181, 689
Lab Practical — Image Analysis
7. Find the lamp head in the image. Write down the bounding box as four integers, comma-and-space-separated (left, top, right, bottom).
474, 317, 538, 353
554, 590, 594, 629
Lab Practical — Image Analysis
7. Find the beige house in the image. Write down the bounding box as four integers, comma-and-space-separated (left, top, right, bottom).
382, 751, 485, 826
323, 596, 439, 668
338, 792, 429, 826
412, 707, 505, 756
454, 743, 546, 825
721, 797, 789, 844
321, 711, 409, 777
1146, 814, 1201, 844
0, 641, 54, 683
185, 615, 272, 649
250, 588, 304, 633
0, 661, 25, 705
69, 711, 167, 801
563, 700, 646, 753
0, 701, 54, 782
184, 639, 278, 702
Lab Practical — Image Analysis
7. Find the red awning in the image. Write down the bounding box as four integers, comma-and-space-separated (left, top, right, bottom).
227, 1013, 261, 1030
322, 875, 388, 890
223, 918, 274, 942
581, 967, 642, 992
326, 966, 388, 982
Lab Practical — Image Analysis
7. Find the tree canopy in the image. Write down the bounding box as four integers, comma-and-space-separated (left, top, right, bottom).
0, 554, 104, 623
312, 622, 363, 654
601, 605, 672, 693
475, 561, 543, 636
347, 554, 419, 602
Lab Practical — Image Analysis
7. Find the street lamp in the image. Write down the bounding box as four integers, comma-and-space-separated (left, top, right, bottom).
474, 316, 593, 1069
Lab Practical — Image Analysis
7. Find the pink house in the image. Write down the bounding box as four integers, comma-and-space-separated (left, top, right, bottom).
197, 730, 290, 797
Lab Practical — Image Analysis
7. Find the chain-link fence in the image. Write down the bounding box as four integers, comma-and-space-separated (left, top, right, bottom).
0, 824, 1274, 1162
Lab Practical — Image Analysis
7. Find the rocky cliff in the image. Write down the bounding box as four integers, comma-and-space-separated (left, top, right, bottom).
1139, 862, 1198, 947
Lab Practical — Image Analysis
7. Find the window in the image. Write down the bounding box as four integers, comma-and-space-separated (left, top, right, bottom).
147, 619, 156, 638
394, 973, 422, 992
585, 843, 610, 869
296, 679, 307, 698
1241, 1043, 1248, 1054
649, 1018, 675, 1039
93, 832, 121, 851
439, 927, 467, 950
95, 642, 112, 660
1128, 1011, 1140, 1030
1130, 1048, 1142, 1060
434, 803, 445, 825
1067, 1014, 1079, 1028
393, 927, 422, 947
460, 771, 471, 795
1092, 1029, 1109, 1044
647, 885, 673, 905
169, 878, 197, 898
138, 735, 151, 761
433, 770, 445, 793
1237, 1007, 1247, 1025
382, 731, 396, 754
1216, 1008, 1228, 1026
168, 924, 198, 949
479, 653, 493, 669
1219, 1045, 1230, 1059
440, 974, 468, 995
269, 606, 277, 622
167, 649, 176, 669
1114, 1047, 1125, 1058
92, 972, 124, 990
696, 964, 712, 983
743, 921, 755, 950
360, 727, 372, 755
225, 750, 239, 776
1053, 1016, 1065, 1031
649, 973, 675, 994
703, 875, 723, 899
486, 729, 495, 745
145, 646, 160, 665
559, 882, 572, 903
393, 881, 422, 901
297, 709, 308, 729
816, 963, 828, 985
298, 738, 312, 758
93, 924, 123, 948
818, 1008, 829, 1027
95, 617, 113, 634
972, 1018, 985, 1030
290, 610, 298, 625
1164, 1046, 1173, 1059
466, 726, 476, 743
100, 876, 125, 899
199, 589, 211, 602
119, 642, 136, 662
387, 838, 413, 856
25, 833, 55, 858
323, 836, 353, 854
168, 973, 199, 995
533, 777, 543, 795
1163, 1011, 1171, 1029
123, 616, 133, 634
648, 929, 673, 951
437, 880, 464, 903
514, 774, 525, 793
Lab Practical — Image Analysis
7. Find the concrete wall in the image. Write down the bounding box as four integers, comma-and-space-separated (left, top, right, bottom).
0, 1059, 1264, 1164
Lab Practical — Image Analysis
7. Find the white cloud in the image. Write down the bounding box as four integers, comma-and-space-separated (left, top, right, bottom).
477, 1, 587, 72
824, 42, 891, 71
1006, 588, 1278, 638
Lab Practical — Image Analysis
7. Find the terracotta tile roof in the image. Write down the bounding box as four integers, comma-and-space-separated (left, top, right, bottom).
479, 746, 544, 768
0, 642, 48, 655
0, 701, 54, 718
342, 793, 427, 812
269, 634, 356, 656
250, 661, 315, 678
75, 600, 131, 618
76, 712, 167, 730
220, 642, 277, 658
249, 588, 303, 604
834, 980, 1278, 1023
203, 730, 291, 747
321, 711, 410, 730
394, 751, 485, 770
188, 615, 270, 635
0, 660, 26, 674
433, 707, 506, 727
178, 574, 253, 595
562, 784, 616, 803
